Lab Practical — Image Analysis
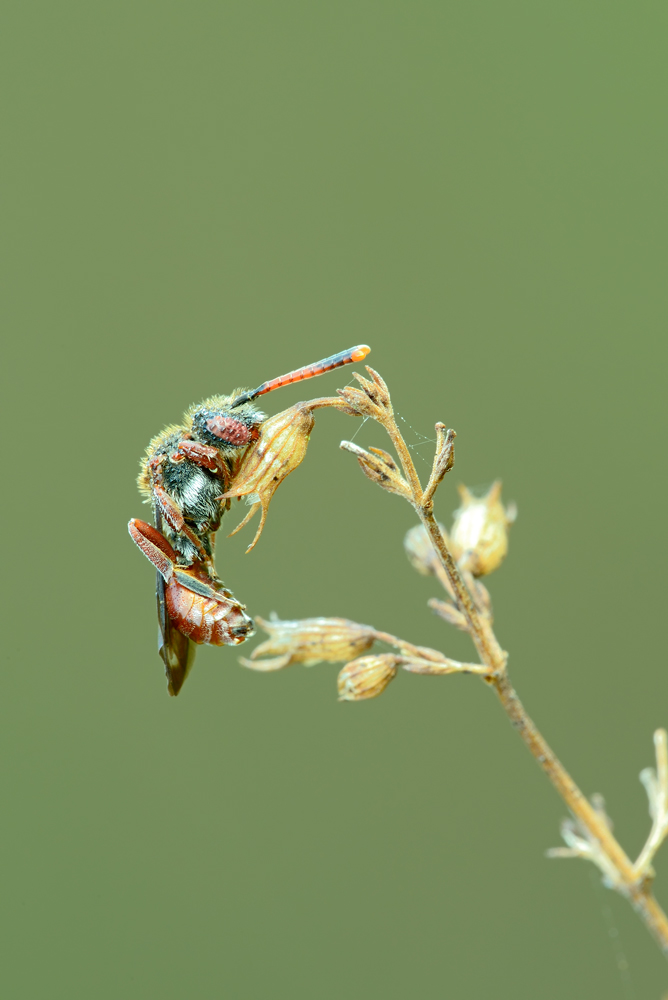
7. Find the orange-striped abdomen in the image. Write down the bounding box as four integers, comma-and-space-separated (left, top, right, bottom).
165, 573, 254, 646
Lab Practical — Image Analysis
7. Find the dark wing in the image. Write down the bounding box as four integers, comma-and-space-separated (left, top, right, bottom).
155, 508, 196, 696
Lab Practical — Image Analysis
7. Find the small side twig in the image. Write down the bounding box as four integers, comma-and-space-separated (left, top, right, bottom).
635, 729, 668, 882
370, 628, 491, 677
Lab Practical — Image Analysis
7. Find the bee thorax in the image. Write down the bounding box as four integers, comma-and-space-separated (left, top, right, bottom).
205, 415, 251, 444
189, 400, 263, 452
162, 462, 222, 525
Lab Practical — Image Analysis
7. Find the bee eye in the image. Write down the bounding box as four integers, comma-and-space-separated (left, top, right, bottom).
205, 415, 252, 445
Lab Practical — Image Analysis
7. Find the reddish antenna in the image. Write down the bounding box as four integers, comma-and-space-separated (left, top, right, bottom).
231, 345, 371, 409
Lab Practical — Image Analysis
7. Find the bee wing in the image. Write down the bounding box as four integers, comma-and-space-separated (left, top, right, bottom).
155, 510, 196, 696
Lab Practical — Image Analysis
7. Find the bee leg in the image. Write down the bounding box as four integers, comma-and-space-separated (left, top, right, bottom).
176, 440, 229, 478
146, 455, 208, 556
149, 481, 211, 562
129, 518, 196, 696
128, 518, 176, 582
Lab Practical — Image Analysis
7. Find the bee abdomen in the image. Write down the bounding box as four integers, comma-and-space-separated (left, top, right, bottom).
165, 578, 255, 646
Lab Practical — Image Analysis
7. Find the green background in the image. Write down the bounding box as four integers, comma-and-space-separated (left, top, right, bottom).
3, 2, 667, 997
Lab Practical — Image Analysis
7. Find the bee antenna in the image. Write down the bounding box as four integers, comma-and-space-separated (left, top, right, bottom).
230, 345, 371, 409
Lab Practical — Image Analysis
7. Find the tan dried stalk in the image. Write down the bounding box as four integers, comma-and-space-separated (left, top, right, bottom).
332, 366, 668, 958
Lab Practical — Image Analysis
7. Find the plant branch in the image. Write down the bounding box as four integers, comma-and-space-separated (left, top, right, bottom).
418, 475, 668, 955
339, 366, 668, 958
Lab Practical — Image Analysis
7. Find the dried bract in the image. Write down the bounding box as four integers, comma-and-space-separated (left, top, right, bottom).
337, 653, 400, 701
428, 597, 468, 631
340, 441, 411, 499
223, 402, 315, 552
404, 522, 448, 576
467, 575, 492, 617
450, 481, 516, 577
241, 616, 376, 671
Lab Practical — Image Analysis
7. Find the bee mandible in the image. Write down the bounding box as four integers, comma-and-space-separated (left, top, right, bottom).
129, 345, 370, 695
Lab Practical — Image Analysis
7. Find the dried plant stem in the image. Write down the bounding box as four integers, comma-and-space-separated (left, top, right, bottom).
336, 366, 668, 956
417, 485, 668, 955
373, 391, 668, 955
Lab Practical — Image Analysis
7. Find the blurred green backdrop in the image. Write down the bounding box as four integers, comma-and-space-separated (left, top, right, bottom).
2, 2, 667, 997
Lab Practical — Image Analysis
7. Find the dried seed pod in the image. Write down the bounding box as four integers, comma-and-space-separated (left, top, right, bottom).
241, 616, 376, 671
337, 653, 400, 701
450, 481, 516, 577
223, 402, 315, 551
340, 441, 411, 499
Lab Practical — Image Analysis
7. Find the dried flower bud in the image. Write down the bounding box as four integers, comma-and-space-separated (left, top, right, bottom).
337, 367, 393, 423
423, 424, 456, 502
223, 402, 315, 552
404, 522, 448, 576
340, 441, 411, 499
450, 481, 516, 577
240, 616, 376, 671
337, 653, 400, 701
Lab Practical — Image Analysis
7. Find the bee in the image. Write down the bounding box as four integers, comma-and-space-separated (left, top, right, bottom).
129, 345, 371, 695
